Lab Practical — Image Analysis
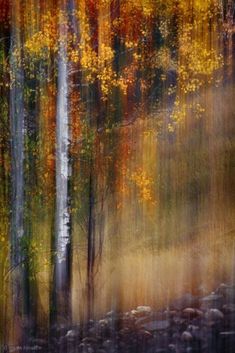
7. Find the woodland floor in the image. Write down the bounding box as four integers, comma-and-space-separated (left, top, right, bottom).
3, 283, 235, 353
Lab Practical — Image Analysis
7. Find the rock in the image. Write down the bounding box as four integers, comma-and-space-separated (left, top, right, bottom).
183, 308, 196, 315
120, 313, 135, 329
205, 308, 224, 321
106, 310, 116, 318
168, 344, 177, 352
171, 294, 198, 311
119, 327, 131, 336
137, 329, 153, 339
87, 347, 94, 353
182, 308, 197, 319
142, 319, 170, 331
135, 315, 156, 327
220, 331, 235, 336
78, 343, 86, 350
98, 319, 109, 326
103, 339, 113, 349
78, 344, 94, 353
136, 305, 151, 313
50, 323, 68, 337
200, 292, 223, 310
182, 308, 203, 319
187, 325, 202, 341
131, 306, 151, 318
187, 325, 199, 333
135, 310, 164, 326
185, 348, 194, 353
181, 331, 193, 342
97, 319, 110, 336
82, 337, 98, 344
223, 303, 235, 313
66, 330, 78, 339
173, 316, 187, 325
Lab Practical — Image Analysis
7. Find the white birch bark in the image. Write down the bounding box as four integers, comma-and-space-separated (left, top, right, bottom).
55, 5, 70, 295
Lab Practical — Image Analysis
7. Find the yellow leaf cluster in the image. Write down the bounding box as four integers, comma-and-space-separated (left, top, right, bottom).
178, 37, 223, 93
151, 47, 173, 71
80, 44, 98, 78
25, 11, 57, 56
130, 169, 154, 202
170, 99, 187, 123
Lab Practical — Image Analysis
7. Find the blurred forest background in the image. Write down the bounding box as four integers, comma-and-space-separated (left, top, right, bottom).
0, 0, 235, 346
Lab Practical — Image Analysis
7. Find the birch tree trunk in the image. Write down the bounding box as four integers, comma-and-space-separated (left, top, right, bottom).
54, 1, 71, 322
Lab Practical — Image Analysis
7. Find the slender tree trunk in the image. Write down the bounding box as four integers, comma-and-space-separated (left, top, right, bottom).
87, 169, 95, 320
54, 1, 71, 323
9, 0, 25, 342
